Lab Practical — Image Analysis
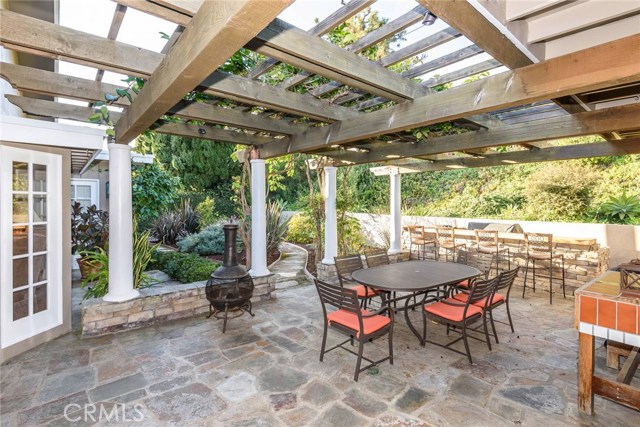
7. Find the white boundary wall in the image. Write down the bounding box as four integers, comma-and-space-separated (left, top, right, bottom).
283, 210, 640, 268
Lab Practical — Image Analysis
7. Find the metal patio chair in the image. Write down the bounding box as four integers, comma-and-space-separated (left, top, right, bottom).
522, 233, 565, 304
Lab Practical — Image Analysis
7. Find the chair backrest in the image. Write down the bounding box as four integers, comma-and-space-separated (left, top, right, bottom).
475, 229, 498, 247
334, 254, 364, 286
314, 279, 361, 318
407, 225, 424, 242
496, 266, 520, 298
525, 232, 553, 253
365, 248, 390, 268
467, 276, 499, 309
455, 248, 469, 265
436, 227, 455, 242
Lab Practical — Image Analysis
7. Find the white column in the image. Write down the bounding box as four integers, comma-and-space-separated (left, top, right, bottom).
322, 166, 338, 264
388, 168, 402, 254
104, 143, 139, 302
249, 159, 270, 277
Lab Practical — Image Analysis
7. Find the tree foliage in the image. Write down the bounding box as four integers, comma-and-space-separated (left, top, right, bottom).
131, 163, 180, 230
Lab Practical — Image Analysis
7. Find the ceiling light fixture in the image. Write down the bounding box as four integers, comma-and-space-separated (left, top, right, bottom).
422, 10, 437, 26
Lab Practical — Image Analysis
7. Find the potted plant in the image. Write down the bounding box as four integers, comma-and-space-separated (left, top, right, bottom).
71, 202, 109, 278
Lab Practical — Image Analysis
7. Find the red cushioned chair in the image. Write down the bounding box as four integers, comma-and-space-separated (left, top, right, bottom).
421, 276, 499, 364
314, 279, 394, 381
334, 254, 380, 309
452, 267, 519, 344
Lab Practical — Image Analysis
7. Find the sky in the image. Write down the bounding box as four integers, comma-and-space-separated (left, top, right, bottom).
56, 0, 503, 118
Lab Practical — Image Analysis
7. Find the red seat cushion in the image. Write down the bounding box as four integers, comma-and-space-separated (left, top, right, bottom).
456, 280, 469, 289
351, 284, 379, 298
424, 301, 482, 322
327, 309, 391, 337
452, 292, 505, 308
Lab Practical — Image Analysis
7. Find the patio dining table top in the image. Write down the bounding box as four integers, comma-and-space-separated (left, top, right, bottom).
352, 260, 482, 293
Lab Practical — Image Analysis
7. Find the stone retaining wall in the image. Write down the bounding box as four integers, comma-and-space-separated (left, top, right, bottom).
81, 275, 275, 337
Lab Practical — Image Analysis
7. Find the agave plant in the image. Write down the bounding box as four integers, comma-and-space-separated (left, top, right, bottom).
599, 193, 640, 224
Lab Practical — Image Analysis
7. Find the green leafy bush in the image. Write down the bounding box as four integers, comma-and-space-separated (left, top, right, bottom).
338, 214, 366, 255
596, 193, 640, 224
286, 213, 315, 244
523, 164, 595, 221
196, 196, 218, 228
178, 224, 226, 256
152, 250, 218, 283
132, 163, 180, 230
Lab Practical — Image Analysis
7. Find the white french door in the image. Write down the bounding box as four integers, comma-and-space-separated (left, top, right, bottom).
0, 146, 63, 348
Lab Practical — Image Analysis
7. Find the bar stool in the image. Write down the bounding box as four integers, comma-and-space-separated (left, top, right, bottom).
436, 227, 465, 262
474, 229, 510, 279
406, 225, 437, 260
522, 232, 565, 304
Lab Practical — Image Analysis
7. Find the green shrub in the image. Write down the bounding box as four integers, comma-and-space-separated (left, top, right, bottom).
196, 196, 218, 227
132, 163, 180, 230
178, 224, 226, 255
286, 213, 314, 244
523, 164, 595, 221
152, 250, 218, 283
338, 215, 366, 255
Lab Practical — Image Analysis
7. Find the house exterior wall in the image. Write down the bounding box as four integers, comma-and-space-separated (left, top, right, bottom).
72, 159, 109, 211
0, 141, 72, 363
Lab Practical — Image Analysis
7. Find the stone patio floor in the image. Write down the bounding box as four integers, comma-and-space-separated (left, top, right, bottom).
2, 257, 640, 426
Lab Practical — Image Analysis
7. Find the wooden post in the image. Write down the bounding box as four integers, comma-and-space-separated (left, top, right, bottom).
578, 332, 595, 414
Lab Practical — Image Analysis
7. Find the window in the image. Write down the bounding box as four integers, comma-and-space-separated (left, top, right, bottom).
70, 179, 99, 209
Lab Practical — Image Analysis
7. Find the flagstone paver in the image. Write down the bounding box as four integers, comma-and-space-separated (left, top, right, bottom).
2, 253, 640, 426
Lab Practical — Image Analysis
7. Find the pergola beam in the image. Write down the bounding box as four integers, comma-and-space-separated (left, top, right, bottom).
115, 0, 294, 143
0, 9, 356, 123
4, 95, 285, 146
153, 122, 287, 146
246, 18, 427, 102
372, 137, 640, 173
321, 104, 640, 164
248, 0, 376, 79
260, 34, 640, 157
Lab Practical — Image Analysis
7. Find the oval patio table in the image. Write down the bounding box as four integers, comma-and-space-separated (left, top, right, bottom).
352, 260, 482, 345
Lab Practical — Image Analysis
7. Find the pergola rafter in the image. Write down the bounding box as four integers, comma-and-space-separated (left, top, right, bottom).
370, 137, 640, 174
261, 34, 640, 158
0, 0, 637, 169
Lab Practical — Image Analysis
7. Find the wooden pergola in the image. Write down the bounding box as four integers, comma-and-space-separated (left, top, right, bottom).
2, 0, 640, 409
1, 0, 639, 172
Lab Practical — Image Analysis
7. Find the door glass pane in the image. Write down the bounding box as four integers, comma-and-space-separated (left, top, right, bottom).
12, 162, 28, 191
13, 257, 28, 288
33, 224, 47, 252
33, 195, 47, 222
13, 195, 28, 223
13, 289, 29, 321
33, 254, 47, 283
13, 225, 28, 256
33, 164, 47, 192
33, 283, 48, 314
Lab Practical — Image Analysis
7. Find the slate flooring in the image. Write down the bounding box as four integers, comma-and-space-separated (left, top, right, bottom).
2, 253, 639, 426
